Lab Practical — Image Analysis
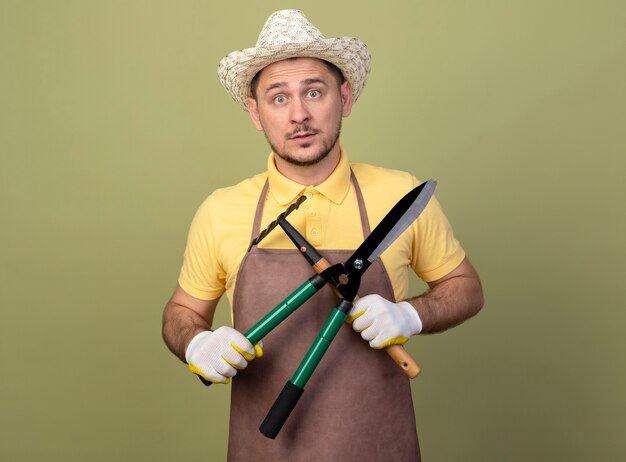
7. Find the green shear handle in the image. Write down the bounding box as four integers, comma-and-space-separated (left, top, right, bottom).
196, 274, 326, 387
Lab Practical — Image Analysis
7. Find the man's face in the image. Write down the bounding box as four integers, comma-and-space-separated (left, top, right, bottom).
248, 58, 353, 168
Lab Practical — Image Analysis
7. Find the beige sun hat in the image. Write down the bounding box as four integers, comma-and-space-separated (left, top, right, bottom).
217, 9, 372, 111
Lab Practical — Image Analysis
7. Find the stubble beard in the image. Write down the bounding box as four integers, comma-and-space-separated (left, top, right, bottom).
266, 120, 342, 167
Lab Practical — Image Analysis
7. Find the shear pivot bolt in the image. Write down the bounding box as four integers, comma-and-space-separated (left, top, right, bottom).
353, 259, 364, 269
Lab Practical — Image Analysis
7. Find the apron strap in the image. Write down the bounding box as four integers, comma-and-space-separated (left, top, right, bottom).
350, 169, 371, 237
250, 169, 371, 241
251, 179, 271, 240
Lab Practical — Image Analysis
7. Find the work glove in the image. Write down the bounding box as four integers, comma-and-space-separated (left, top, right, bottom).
347, 294, 423, 349
185, 326, 263, 384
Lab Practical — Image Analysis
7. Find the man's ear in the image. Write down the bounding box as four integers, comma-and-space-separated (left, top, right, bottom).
247, 97, 264, 131
340, 81, 353, 117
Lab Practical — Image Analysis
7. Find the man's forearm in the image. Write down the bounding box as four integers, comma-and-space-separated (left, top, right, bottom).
162, 303, 212, 363
409, 269, 484, 334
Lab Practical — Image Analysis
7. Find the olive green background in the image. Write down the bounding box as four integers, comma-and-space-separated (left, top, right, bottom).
1, 1, 624, 460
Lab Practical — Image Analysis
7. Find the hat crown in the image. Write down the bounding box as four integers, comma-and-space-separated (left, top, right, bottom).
256, 9, 326, 47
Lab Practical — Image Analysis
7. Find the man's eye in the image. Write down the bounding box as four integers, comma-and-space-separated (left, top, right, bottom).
274, 95, 287, 104
308, 90, 321, 98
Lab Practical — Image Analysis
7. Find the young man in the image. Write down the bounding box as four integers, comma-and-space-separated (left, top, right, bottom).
162, 9, 483, 461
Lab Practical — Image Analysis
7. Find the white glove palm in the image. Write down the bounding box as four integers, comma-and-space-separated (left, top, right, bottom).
185, 326, 263, 384
347, 294, 423, 349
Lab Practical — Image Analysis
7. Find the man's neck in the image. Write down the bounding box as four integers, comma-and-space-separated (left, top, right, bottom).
273, 146, 341, 186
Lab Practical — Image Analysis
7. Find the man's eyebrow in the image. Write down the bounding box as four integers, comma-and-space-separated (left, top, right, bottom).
265, 82, 288, 94
264, 78, 329, 95
302, 78, 328, 86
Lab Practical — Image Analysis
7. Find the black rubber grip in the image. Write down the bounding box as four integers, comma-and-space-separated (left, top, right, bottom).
197, 374, 212, 387
259, 381, 304, 439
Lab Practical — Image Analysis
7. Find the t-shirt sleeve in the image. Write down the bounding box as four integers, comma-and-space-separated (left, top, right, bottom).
410, 183, 466, 282
177, 196, 226, 301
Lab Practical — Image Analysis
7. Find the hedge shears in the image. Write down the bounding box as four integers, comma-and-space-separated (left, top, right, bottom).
198, 179, 437, 438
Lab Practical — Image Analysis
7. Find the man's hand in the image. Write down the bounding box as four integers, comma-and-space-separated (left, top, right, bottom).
347, 294, 423, 349
185, 326, 263, 384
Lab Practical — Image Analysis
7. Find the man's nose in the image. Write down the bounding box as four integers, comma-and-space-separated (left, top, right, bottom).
290, 97, 310, 124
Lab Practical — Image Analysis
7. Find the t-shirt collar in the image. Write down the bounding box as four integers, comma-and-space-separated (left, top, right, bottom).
267, 147, 352, 206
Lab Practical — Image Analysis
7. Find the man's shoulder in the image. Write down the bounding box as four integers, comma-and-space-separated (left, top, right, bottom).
206, 172, 267, 203
195, 171, 268, 219
350, 162, 418, 193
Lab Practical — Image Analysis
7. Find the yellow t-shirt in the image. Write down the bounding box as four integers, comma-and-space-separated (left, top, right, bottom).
178, 148, 465, 308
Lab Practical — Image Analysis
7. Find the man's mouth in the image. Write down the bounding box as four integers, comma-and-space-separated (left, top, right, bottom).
290, 131, 317, 140
289, 124, 319, 140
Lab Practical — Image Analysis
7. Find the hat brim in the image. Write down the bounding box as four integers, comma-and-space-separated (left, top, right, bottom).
218, 37, 371, 111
